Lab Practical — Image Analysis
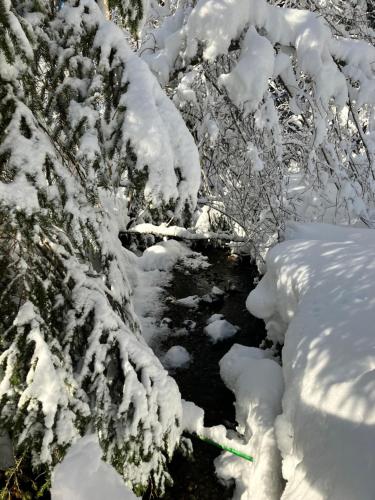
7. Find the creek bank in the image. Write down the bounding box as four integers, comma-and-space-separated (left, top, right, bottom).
145, 246, 266, 499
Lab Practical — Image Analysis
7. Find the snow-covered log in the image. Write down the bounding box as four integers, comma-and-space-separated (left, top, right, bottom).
124, 223, 246, 242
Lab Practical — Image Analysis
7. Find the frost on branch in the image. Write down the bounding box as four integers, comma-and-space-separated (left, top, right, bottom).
141, 0, 375, 260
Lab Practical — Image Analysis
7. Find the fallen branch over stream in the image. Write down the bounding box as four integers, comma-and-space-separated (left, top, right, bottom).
123, 223, 247, 243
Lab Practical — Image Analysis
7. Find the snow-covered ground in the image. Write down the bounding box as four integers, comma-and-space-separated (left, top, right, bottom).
241, 222, 375, 499
128, 239, 209, 343
51, 435, 139, 500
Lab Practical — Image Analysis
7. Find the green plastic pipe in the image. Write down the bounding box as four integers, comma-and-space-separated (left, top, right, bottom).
197, 435, 254, 462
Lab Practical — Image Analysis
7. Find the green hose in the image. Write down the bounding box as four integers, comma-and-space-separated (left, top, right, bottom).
197, 435, 254, 462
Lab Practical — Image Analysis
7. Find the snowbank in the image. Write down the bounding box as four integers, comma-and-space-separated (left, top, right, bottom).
51, 435, 139, 500
130, 239, 208, 342
217, 345, 283, 500
139, 239, 202, 271
247, 223, 375, 500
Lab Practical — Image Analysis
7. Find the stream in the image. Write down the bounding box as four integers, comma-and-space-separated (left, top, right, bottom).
145, 246, 266, 500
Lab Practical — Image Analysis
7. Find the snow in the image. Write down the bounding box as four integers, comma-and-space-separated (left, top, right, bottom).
207, 313, 224, 324
246, 143, 264, 172
184, 0, 357, 108
204, 318, 238, 343
128, 222, 246, 243
163, 345, 191, 369
4, 1, 375, 496
0, 48, 186, 481
176, 295, 201, 308
218, 27, 274, 114
0, 301, 85, 464
51, 435, 139, 500
216, 344, 283, 500
0, 3, 32, 81
145, 0, 375, 114
0, 174, 39, 214
179, 343, 283, 500
113, 29, 201, 214
247, 222, 375, 500
131, 239, 207, 343
139, 239, 197, 272
181, 400, 205, 435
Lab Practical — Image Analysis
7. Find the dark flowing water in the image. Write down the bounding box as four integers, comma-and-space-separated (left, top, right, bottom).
145, 246, 266, 500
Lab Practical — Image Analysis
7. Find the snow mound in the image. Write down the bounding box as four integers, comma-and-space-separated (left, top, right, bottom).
247, 222, 375, 500
51, 435, 139, 500
204, 319, 238, 343
216, 344, 283, 500
182, 399, 205, 435
176, 295, 201, 308
163, 346, 191, 369
139, 239, 195, 271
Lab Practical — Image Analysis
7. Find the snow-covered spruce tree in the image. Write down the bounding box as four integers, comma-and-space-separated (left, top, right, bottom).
0, 0, 200, 496
140, 0, 375, 261
41, 0, 200, 227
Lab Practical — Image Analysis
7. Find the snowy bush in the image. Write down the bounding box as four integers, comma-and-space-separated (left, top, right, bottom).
140, 0, 375, 260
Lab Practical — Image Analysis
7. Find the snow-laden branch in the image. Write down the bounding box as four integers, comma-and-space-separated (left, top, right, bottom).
143, 0, 375, 109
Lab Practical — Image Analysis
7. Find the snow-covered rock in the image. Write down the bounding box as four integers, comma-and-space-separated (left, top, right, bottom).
176, 295, 201, 308
204, 319, 239, 343
163, 346, 191, 369
183, 319, 197, 330
207, 313, 224, 324
139, 240, 196, 272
